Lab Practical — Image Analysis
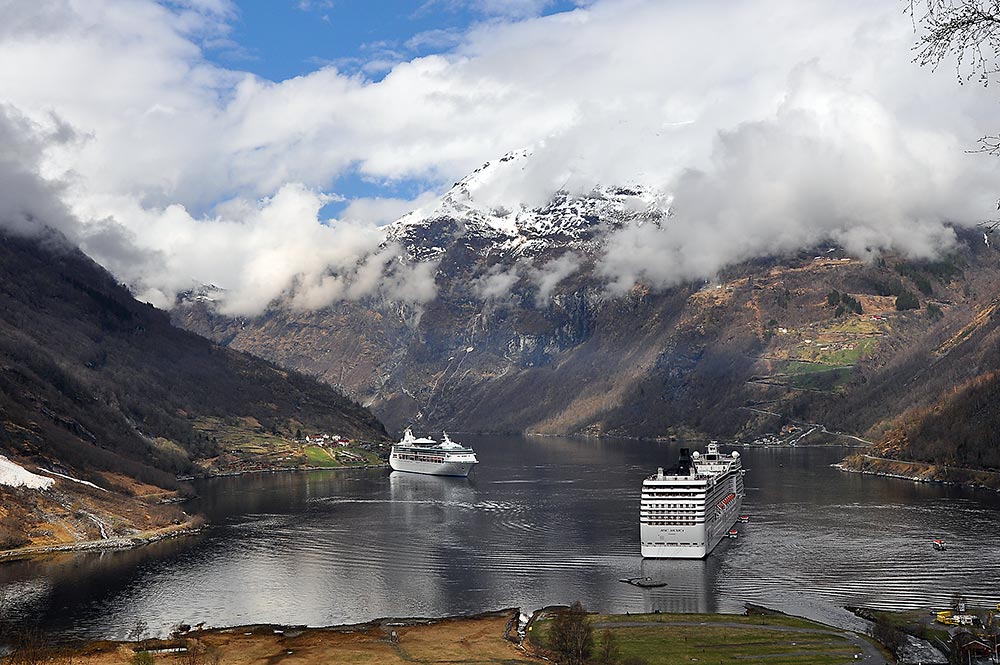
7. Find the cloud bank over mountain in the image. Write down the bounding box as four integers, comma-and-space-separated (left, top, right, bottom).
0, 0, 996, 313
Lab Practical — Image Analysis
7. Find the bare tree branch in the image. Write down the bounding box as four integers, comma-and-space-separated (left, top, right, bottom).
908, 0, 1000, 84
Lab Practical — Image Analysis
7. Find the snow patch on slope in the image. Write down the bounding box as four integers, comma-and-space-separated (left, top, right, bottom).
37, 468, 108, 492
0, 455, 55, 490
386, 149, 671, 261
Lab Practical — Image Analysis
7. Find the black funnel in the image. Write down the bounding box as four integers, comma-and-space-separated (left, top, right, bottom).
675, 448, 692, 475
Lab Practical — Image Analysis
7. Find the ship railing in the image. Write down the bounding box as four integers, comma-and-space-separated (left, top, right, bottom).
645, 472, 714, 481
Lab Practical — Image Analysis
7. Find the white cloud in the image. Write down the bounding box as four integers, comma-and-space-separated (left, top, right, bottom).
405, 28, 465, 52
473, 263, 522, 300
339, 191, 441, 226
0, 104, 78, 239
72, 185, 440, 315
530, 253, 579, 304
599, 61, 987, 293
0, 0, 996, 309
289, 243, 439, 311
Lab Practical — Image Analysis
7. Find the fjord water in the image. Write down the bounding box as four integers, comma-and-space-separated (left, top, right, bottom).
4, 435, 1000, 640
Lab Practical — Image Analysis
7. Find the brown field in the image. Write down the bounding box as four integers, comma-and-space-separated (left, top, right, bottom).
42, 612, 534, 665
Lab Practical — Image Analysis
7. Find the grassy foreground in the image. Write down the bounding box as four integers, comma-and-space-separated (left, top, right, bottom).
12, 610, 878, 665
528, 612, 869, 665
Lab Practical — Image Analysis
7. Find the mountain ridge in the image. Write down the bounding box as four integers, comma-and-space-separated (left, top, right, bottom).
0, 229, 388, 551
174, 156, 1000, 478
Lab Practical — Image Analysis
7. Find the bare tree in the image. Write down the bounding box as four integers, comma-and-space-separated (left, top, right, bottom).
910, 0, 1000, 85
869, 618, 907, 657
181, 638, 204, 665
5, 628, 49, 665
548, 601, 593, 665
909, 1, 1000, 234
593, 629, 620, 665
128, 618, 149, 650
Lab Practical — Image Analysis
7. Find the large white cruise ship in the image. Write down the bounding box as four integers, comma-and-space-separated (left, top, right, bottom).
388, 429, 479, 477
640, 443, 745, 559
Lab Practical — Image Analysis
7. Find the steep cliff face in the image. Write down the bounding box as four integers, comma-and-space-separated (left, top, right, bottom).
174, 157, 1000, 447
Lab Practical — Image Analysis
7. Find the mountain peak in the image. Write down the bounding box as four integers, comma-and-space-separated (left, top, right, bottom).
386, 151, 670, 260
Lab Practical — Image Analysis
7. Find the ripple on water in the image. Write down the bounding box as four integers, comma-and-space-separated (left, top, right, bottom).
7, 442, 1000, 640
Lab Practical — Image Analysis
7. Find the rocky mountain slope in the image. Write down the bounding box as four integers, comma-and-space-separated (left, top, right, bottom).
386, 150, 669, 262
175, 153, 1000, 473
0, 230, 386, 551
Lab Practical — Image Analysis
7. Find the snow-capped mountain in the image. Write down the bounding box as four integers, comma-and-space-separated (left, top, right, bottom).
173, 146, 1000, 477
386, 149, 670, 261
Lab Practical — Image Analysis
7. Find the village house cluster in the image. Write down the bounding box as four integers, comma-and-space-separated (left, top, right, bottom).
301, 433, 351, 447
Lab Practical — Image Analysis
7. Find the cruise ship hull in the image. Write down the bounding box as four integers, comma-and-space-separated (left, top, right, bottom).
388, 457, 476, 477
641, 495, 742, 559
640, 444, 745, 559
389, 430, 478, 477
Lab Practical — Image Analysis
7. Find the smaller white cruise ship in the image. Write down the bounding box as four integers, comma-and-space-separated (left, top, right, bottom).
389, 429, 479, 477
640, 443, 745, 559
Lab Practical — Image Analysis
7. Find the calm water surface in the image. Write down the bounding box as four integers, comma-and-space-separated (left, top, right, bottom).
3, 435, 1000, 640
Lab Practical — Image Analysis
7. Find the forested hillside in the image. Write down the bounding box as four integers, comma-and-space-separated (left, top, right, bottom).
0, 230, 387, 550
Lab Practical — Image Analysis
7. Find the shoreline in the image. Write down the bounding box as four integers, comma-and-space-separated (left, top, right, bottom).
522, 429, 865, 448
14, 606, 891, 665
835, 454, 1000, 492
0, 520, 203, 563
176, 461, 388, 482
1, 464, 387, 564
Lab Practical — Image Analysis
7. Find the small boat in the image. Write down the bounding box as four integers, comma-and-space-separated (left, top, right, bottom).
932, 539, 947, 551
728, 529, 738, 539
619, 576, 667, 588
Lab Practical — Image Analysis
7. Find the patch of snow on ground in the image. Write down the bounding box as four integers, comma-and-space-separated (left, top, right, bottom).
0, 455, 55, 489
37, 468, 107, 491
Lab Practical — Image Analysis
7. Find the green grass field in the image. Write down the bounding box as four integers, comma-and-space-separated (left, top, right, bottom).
530, 613, 863, 665
304, 445, 339, 467
190, 416, 381, 472
776, 362, 855, 392
594, 613, 824, 629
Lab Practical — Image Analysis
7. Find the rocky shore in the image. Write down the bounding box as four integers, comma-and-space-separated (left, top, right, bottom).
836, 453, 1000, 492
0, 520, 203, 563
176, 461, 387, 482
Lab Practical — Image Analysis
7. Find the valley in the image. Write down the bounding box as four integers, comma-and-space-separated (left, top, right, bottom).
174, 162, 1000, 484
6, 2, 1000, 661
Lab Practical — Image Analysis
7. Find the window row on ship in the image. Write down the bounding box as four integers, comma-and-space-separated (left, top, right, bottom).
642, 492, 706, 499
639, 499, 705, 508
393, 454, 445, 462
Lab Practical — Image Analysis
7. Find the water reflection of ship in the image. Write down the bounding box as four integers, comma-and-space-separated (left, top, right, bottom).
388, 469, 476, 507
637, 556, 723, 614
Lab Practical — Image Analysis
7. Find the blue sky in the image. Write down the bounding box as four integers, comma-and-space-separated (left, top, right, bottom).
212, 1, 586, 82
201, 1, 585, 218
